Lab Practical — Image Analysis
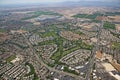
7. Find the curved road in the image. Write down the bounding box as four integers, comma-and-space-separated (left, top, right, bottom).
22, 33, 85, 80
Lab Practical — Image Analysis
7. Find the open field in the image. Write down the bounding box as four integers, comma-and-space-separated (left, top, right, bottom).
73, 13, 103, 19
6, 55, 16, 63
0, 32, 11, 43
102, 62, 116, 72
55, 7, 107, 19
108, 15, 120, 22
111, 62, 120, 72
115, 24, 120, 31
60, 31, 81, 41
103, 21, 115, 29
96, 51, 103, 59
22, 11, 62, 20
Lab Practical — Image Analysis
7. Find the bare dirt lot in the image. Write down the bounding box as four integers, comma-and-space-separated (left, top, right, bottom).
55, 7, 108, 19
115, 24, 120, 31
0, 32, 10, 42
108, 16, 120, 22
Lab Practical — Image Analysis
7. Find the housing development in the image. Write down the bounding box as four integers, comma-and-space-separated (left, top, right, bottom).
0, 1, 120, 80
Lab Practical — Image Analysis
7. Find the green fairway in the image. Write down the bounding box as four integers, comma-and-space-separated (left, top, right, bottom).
51, 40, 93, 63
25, 63, 38, 80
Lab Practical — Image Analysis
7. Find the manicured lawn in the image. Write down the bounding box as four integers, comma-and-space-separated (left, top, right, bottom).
25, 63, 35, 75
25, 63, 38, 80
6, 55, 16, 63
51, 40, 93, 63
61, 46, 80, 58
80, 42, 93, 50
50, 36, 66, 61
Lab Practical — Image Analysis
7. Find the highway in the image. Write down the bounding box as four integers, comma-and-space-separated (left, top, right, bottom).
85, 20, 104, 80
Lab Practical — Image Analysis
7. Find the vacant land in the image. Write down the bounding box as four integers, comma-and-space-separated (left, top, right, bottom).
60, 31, 81, 41
111, 62, 120, 72
96, 51, 103, 59
73, 13, 103, 19
0, 32, 10, 43
22, 11, 62, 20
102, 62, 116, 72
108, 16, 120, 22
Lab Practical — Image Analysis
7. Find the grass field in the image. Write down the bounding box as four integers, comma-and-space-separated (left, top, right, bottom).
72, 14, 88, 18
25, 63, 38, 80
6, 55, 16, 63
73, 13, 103, 19
51, 40, 93, 63
0, 29, 7, 33
103, 22, 115, 30
112, 42, 120, 49
41, 31, 58, 38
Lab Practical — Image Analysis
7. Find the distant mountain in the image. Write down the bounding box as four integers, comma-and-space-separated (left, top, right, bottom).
0, 1, 120, 8
59, 1, 120, 7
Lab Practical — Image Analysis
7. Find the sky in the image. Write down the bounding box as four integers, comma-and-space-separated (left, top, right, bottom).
0, 0, 119, 5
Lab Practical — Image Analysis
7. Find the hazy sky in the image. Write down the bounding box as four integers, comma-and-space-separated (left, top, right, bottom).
0, 0, 119, 5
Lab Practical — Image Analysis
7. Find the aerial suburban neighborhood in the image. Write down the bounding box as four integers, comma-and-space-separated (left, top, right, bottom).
0, 0, 120, 80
